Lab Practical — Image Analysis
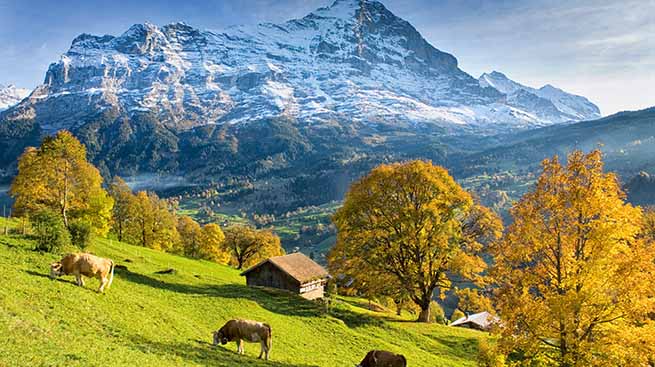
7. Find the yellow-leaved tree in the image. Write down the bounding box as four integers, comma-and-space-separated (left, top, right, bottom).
108, 176, 138, 243
130, 191, 180, 252
491, 150, 655, 366
223, 226, 285, 269
330, 160, 502, 322
200, 223, 229, 264
10, 131, 113, 236
177, 215, 203, 258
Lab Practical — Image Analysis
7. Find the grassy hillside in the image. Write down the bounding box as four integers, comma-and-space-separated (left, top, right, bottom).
0, 218, 486, 367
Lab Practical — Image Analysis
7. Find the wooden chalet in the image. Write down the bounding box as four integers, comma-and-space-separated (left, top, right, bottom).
240, 253, 330, 300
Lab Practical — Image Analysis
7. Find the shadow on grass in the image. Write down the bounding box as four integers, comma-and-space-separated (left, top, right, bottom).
125, 334, 318, 367
24, 270, 101, 293
116, 268, 384, 328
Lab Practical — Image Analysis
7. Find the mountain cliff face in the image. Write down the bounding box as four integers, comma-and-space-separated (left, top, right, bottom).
2, 0, 598, 136
0, 0, 604, 212
0, 84, 29, 111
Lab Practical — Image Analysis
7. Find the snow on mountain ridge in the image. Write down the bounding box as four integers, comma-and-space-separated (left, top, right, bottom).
0, 84, 30, 111
479, 71, 600, 122
2, 0, 598, 134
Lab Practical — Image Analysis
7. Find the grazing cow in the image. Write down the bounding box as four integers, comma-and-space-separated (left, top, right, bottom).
357, 350, 407, 367
50, 253, 115, 293
213, 319, 272, 360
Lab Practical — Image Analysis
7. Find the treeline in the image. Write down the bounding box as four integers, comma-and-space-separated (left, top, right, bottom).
327, 152, 655, 366
8, 131, 284, 270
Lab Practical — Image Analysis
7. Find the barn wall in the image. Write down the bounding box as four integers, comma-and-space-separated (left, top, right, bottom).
245, 262, 300, 292
299, 287, 324, 300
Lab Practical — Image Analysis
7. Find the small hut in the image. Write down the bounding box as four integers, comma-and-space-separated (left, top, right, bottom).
450, 311, 499, 331
240, 253, 330, 300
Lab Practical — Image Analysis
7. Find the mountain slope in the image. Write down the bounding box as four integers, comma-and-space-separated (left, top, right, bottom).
1, 0, 599, 136
0, 84, 30, 111
456, 106, 655, 177
479, 71, 600, 122
452, 107, 655, 212
0, 0, 601, 215
0, 217, 484, 367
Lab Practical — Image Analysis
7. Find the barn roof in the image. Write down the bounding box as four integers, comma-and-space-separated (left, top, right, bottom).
450, 311, 500, 330
240, 253, 329, 284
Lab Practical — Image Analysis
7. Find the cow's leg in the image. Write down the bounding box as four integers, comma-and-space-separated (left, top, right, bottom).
236, 339, 243, 354
264, 342, 269, 360
75, 274, 83, 287
258, 341, 264, 359
98, 276, 108, 293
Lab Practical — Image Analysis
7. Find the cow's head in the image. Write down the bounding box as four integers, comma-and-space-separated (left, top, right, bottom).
212, 330, 228, 346
50, 262, 63, 278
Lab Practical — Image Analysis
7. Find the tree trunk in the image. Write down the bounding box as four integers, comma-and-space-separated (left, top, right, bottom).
418, 306, 431, 323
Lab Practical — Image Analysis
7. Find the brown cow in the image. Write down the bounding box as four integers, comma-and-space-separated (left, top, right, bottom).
50, 253, 115, 293
213, 319, 272, 360
357, 350, 407, 367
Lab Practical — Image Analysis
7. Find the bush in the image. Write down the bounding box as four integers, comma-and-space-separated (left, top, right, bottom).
430, 301, 447, 324
68, 220, 92, 249
31, 211, 70, 252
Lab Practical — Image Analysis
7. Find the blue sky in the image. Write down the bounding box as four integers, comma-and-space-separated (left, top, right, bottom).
0, 0, 653, 115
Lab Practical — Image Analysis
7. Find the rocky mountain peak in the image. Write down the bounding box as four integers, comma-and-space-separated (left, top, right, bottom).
3, 0, 600, 137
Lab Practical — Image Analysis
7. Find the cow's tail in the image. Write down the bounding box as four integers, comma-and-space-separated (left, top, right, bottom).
264, 323, 272, 351
107, 260, 115, 289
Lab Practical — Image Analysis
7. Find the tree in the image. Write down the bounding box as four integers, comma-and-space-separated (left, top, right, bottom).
10, 131, 114, 235
108, 176, 137, 243
131, 191, 180, 251
223, 226, 284, 269
454, 288, 494, 316
490, 151, 655, 366
31, 209, 70, 252
177, 215, 203, 258
200, 223, 229, 263
642, 207, 655, 242
330, 160, 502, 322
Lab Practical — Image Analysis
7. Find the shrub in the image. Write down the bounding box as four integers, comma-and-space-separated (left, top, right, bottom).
31, 210, 70, 252
68, 220, 92, 249
430, 301, 447, 324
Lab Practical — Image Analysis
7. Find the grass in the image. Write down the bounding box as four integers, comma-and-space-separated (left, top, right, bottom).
0, 217, 486, 367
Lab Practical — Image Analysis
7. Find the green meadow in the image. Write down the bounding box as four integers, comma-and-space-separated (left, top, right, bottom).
0, 217, 486, 367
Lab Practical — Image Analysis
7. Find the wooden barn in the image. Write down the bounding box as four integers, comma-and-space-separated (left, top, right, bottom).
240, 253, 330, 300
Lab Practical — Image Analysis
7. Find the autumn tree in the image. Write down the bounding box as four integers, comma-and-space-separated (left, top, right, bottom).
10, 131, 113, 236
642, 207, 655, 242
177, 215, 203, 258
130, 191, 180, 251
454, 287, 493, 316
223, 226, 284, 269
108, 176, 137, 243
200, 223, 229, 263
491, 151, 655, 366
330, 160, 502, 322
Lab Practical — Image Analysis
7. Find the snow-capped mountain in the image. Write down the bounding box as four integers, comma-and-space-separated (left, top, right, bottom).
0, 84, 30, 111
1, 0, 599, 134
479, 71, 600, 122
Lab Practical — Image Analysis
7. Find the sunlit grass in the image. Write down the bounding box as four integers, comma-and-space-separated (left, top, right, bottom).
0, 217, 486, 366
